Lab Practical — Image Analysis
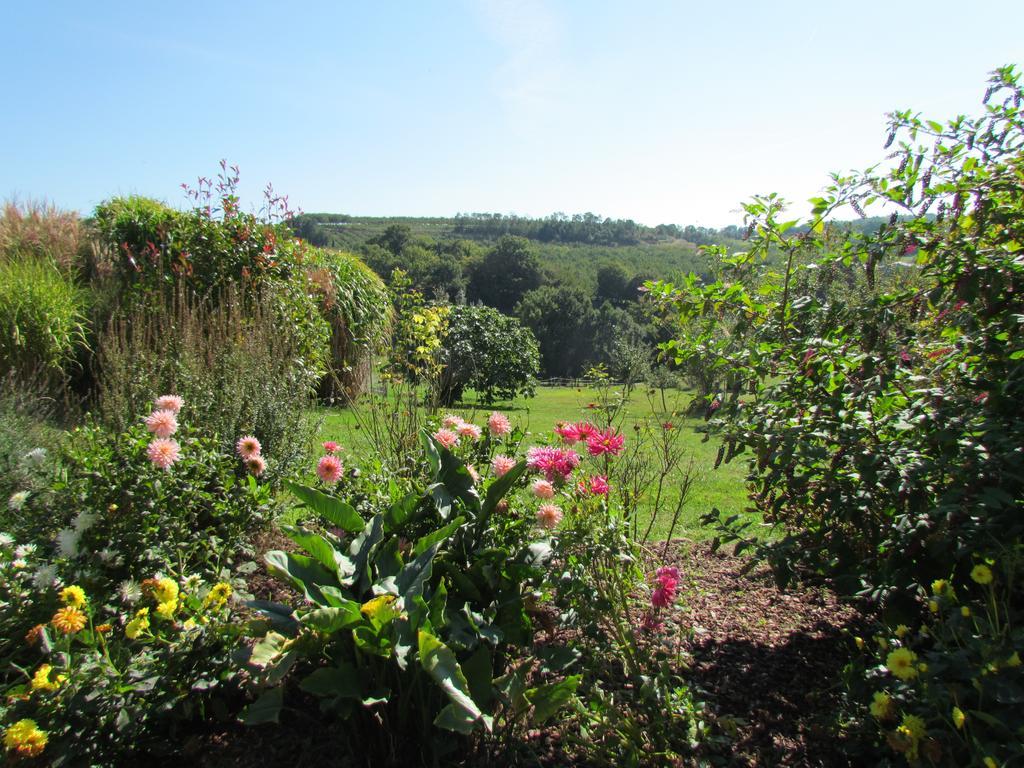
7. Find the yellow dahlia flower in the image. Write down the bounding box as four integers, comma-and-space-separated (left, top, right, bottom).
886, 647, 919, 681
59, 585, 87, 608
4, 719, 48, 758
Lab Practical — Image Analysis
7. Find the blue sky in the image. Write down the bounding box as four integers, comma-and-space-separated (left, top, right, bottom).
2, 1, 1022, 227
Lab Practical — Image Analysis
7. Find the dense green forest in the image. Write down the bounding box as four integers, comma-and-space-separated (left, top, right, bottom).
289, 211, 897, 382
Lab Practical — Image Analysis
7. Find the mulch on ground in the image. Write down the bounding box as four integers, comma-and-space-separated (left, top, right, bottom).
664, 540, 870, 767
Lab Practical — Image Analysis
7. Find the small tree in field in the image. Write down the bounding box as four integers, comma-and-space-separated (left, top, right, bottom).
435, 304, 539, 405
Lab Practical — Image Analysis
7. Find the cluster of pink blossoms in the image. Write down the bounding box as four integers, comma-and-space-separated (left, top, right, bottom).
650, 566, 679, 608
555, 421, 626, 457
435, 411, 512, 451
235, 435, 266, 476
145, 395, 183, 470
315, 440, 344, 484
526, 446, 581, 483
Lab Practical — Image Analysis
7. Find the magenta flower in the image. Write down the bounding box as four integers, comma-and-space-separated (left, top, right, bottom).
651, 585, 675, 608
246, 455, 267, 476
491, 454, 517, 477
532, 479, 555, 499
147, 438, 181, 470
316, 455, 343, 484
433, 429, 459, 450
154, 394, 184, 414
144, 409, 178, 439
536, 503, 563, 529
526, 446, 581, 482
457, 422, 482, 441
655, 566, 680, 591
554, 422, 581, 444
585, 428, 625, 457
487, 411, 511, 437
322, 441, 339, 454
236, 435, 262, 460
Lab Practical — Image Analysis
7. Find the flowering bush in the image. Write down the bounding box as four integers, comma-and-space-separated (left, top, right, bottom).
241, 427, 579, 764
0, 571, 243, 765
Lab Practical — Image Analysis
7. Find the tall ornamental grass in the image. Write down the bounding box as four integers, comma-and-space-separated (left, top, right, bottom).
94, 286, 318, 479
0, 258, 89, 391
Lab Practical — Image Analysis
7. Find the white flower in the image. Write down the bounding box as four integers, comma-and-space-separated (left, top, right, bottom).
183, 573, 203, 592
33, 564, 58, 588
72, 511, 98, 534
98, 548, 119, 565
14, 544, 36, 559
22, 448, 47, 467
0, 533, 14, 547
12, 559, 27, 569
56, 528, 80, 558
7, 491, 29, 511
118, 579, 142, 604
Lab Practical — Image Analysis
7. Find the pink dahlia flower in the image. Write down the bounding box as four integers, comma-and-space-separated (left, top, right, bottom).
487, 411, 511, 437
246, 455, 267, 476
236, 435, 262, 460
467, 465, 480, 484
578, 475, 610, 496
586, 428, 625, 457
526, 446, 580, 482
554, 422, 581, 444
433, 429, 459, 450
655, 566, 680, 589
536, 503, 563, 529
491, 455, 517, 477
147, 438, 181, 470
154, 395, 184, 414
575, 422, 599, 440
442, 414, 463, 429
532, 479, 555, 499
144, 409, 178, 439
651, 585, 675, 608
457, 422, 482, 441
316, 455, 343, 484
322, 441, 339, 454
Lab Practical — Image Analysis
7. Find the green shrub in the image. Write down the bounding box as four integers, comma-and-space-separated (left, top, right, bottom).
94, 287, 320, 479
0, 257, 89, 391
649, 65, 1024, 766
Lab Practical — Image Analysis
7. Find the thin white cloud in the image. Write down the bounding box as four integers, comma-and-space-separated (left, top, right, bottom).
470, 0, 570, 128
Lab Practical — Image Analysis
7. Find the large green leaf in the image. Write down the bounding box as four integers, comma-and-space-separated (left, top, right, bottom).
396, 543, 438, 601
285, 481, 365, 532
480, 461, 527, 521
302, 603, 363, 634
246, 600, 299, 634
300, 664, 362, 699
413, 517, 464, 557
349, 514, 385, 592
280, 525, 343, 575
526, 675, 580, 724
418, 630, 481, 731
264, 550, 333, 605
239, 687, 283, 726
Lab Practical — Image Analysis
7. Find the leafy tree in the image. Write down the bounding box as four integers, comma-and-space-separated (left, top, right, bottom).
436, 304, 539, 404
515, 286, 598, 378
595, 264, 633, 305
467, 236, 542, 313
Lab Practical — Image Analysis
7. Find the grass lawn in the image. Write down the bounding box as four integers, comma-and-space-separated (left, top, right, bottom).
314, 383, 756, 542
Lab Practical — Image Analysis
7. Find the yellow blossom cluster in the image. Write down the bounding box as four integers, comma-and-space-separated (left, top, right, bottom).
3, 719, 47, 758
